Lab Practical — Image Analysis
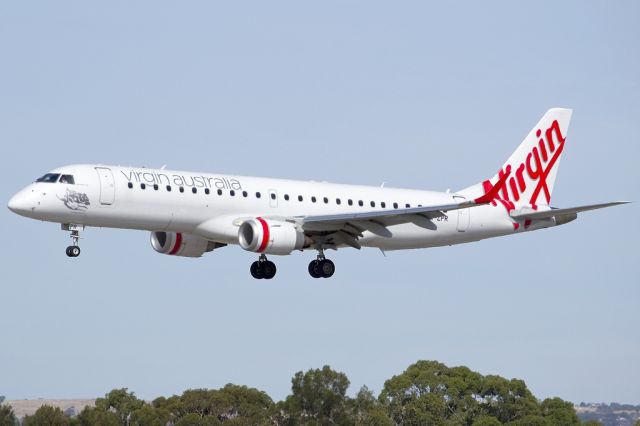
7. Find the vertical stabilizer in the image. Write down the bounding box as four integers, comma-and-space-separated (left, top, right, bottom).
459, 108, 573, 207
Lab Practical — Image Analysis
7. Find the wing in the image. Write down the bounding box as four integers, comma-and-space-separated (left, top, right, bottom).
285, 168, 513, 249
510, 201, 630, 220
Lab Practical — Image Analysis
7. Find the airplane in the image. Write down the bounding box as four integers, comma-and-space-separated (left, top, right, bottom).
7, 108, 628, 279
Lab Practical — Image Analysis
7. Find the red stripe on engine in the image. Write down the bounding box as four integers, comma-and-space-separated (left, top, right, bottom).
256, 217, 269, 253
169, 232, 183, 255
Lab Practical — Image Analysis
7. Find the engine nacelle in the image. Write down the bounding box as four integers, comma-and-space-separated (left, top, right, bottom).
150, 232, 221, 257
238, 218, 307, 255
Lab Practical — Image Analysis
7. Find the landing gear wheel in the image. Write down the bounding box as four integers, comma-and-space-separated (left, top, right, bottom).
261, 261, 277, 280
308, 260, 321, 278
250, 261, 264, 279
66, 246, 80, 257
319, 259, 335, 278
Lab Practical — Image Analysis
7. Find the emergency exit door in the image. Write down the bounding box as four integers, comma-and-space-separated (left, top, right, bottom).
95, 167, 115, 205
453, 196, 469, 232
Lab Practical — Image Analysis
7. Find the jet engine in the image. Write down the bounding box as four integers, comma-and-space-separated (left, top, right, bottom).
238, 218, 308, 255
150, 231, 223, 257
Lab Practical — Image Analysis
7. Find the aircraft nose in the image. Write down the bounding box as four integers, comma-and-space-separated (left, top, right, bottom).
8, 191, 32, 215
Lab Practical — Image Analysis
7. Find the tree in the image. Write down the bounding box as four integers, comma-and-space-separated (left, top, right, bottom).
349, 386, 393, 426
0, 404, 17, 426
504, 415, 552, 426
95, 388, 145, 425
279, 365, 352, 425
129, 404, 171, 426
472, 415, 503, 426
379, 360, 544, 426
76, 406, 120, 426
380, 360, 481, 425
22, 405, 69, 426
539, 398, 580, 425
212, 384, 273, 423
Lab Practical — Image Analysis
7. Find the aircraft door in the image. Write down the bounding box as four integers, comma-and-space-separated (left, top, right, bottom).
268, 189, 278, 208
453, 196, 469, 232
95, 167, 115, 205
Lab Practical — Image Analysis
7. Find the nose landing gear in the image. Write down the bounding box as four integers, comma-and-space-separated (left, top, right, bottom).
250, 254, 277, 279
62, 224, 83, 258
308, 250, 335, 278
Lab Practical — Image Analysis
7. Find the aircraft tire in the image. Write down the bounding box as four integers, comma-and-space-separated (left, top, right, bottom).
261, 261, 277, 279
319, 259, 335, 278
250, 261, 263, 279
308, 260, 321, 278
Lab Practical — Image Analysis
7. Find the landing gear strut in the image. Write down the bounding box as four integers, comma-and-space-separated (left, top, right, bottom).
308, 250, 335, 279
62, 224, 83, 258
250, 254, 277, 279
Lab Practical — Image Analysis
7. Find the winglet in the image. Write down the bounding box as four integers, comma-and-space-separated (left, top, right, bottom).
473, 165, 511, 204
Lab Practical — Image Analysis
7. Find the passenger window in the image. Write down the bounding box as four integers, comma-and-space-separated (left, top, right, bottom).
192, 187, 197, 194
230, 190, 235, 196
179, 187, 184, 193
128, 182, 133, 189
381, 202, 386, 208
256, 192, 261, 198
218, 189, 223, 196
205, 188, 210, 195
393, 202, 398, 209
298, 195, 303, 202
270, 193, 276, 200
336, 198, 341, 205
59, 175, 75, 184
36, 173, 60, 183
323, 197, 328, 204
405, 203, 411, 208
358, 200, 363, 206
153, 184, 159, 190
141, 183, 146, 189
242, 191, 248, 197
348, 199, 353, 206
284, 194, 290, 201
311, 196, 317, 203
166, 185, 172, 192
370, 201, 375, 207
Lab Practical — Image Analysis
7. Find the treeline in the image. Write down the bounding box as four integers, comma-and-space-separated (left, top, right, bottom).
0, 360, 624, 426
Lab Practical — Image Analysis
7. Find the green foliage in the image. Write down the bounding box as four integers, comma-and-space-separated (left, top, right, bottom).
95, 388, 145, 425
505, 414, 552, 426
378, 360, 557, 426
76, 405, 121, 426
539, 397, 580, 425
581, 421, 602, 426
472, 415, 503, 426
15, 360, 586, 426
0, 404, 17, 426
279, 365, 352, 425
22, 405, 69, 426
130, 404, 172, 426
349, 386, 393, 426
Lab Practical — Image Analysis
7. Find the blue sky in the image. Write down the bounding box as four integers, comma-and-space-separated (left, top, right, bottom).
1, 1, 638, 403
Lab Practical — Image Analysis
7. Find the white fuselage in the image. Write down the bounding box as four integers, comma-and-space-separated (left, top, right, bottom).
8, 164, 553, 253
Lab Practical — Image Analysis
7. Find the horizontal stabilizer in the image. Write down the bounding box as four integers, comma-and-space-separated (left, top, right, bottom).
510, 201, 629, 220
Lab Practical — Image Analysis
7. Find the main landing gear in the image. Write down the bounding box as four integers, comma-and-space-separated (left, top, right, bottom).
308, 250, 335, 279
248, 251, 336, 279
62, 224, 83, 258
250, 254, 277, 279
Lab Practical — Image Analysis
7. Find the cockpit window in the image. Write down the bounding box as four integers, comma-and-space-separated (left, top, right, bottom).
36, 173, 60, 183
59, 175, 75, 184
